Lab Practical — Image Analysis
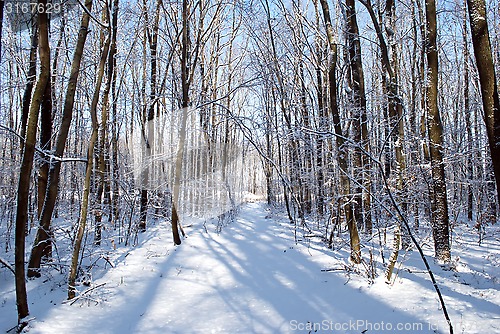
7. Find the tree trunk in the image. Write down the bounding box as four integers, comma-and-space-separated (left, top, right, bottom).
68, 125, 98, 300
360, 0, 410, 279
110, 0, 120, 230
426, 0, 451, 263
14, 0, 51, 325
263, 0, 303, 223
69, 18, 110, 299
361, 0, 406, 223
138, 0, 162, 232
0, 0, 4, 59
467, 0, 500, 207
20, 19, 38, 150
414, 0, 430, 162
346, 0, 369, 232
170, 0, 190, 245
27, 0, 93, 278
264, 99, 275, 205
94, 0, 118, 244
463, 0, 473, 221
320, 0, 361, 263
38, 57, 53, 259
314, 0, 325, 216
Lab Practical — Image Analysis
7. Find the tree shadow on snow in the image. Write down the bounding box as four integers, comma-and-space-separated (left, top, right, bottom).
28, 203, 443, 334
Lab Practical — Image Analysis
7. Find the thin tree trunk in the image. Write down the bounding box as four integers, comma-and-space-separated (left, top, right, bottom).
0, 0, 4, 59
27, 0, 93, 278
139, 0, 162, 232
314, 0, 325, 216
346, 0, 369, 232
426, 0, 451, 263
171, 0, 190, 245
320, 0, 361, 263
298, 60, 312, 214
37, 8, 54, 256
361, 0, 406, 217
222, 8, 237, 210
94, 1, 116, 244
415, 0, 430, 162
467, 0, 500, 207
67, 122, 98, 300
463, 1, 473, 221
68, 20, 110, 299
265, 98, 274, 205
109, 0, 120, 229
38, 58, 53, 259
14, 0, 51, 325
263, 0, 303, 222
360, 0, 409, 279
388, 0, 407, 220
20, 20, 38, 149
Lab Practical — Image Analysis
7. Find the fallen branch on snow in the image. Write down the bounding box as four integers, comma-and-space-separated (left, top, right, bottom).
64, 282, 107, 305
0, 256, 15, 275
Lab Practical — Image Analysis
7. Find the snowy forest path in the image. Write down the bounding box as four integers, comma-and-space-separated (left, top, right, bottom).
27, 202, 459, 333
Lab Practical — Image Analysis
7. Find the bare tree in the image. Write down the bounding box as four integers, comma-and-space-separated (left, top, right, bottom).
38, 28, 53, 258
28, 0, 94, 278
14, 0, 51, 326
313, 0, 326, 216
138, 0, 162, 233
69, 6, 111, 298
463, 0, 473, 221
360, 0, 409, 279
426, 0, 451, 263
467, 0, 500, 207
170, 0, 191, 245
345, 0, 370, 232
262, 0, 296, 224
320, 0, 361, 264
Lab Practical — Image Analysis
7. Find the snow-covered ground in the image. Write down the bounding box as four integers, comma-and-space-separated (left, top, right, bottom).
1, 202, 499, 333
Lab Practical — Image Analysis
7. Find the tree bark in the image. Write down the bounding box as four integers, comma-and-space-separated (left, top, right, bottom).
314, 0, 325, 216
467, 0, 500, 207
0, 0, 4, 59
14, 0, 51, 325
37, 57, 53, 259
27, 0, 93, 278
345, 0, 370, 232
109, 0, 120, 233
94, 0, 117, 244
20, 19, 38, 150
463, 0, 473, 221
426, 0, 451, 263
69, 19, 110, 299
361, 0, 407, 222
170, 0, 190, 245
320, 0, 361, 263
360, 0, 409, 279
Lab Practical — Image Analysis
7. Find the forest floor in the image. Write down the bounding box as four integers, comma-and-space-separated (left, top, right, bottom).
0, 201, 499, 333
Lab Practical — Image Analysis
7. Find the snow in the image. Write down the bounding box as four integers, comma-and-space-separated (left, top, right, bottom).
1, 202, 499, 333
0, 256, 14, 274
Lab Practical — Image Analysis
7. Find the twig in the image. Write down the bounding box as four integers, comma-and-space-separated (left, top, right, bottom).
0, 125, 87, 163
64, 282, 107, 305
6, 317, 35, 333
102, 256, 115, 269
321, 268, 345, 272
0, 256, 15, 275
75, 0, 109, 29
